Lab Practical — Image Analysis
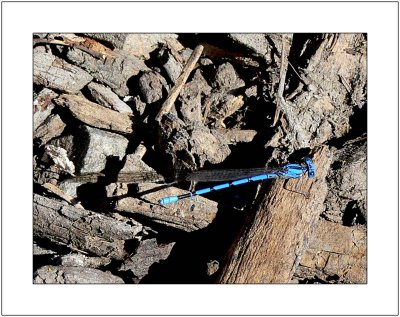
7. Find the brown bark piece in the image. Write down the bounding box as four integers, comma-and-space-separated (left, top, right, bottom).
33, 194, 142, 259
87, 82, 133, 114
217, 146, 332, 283
115, 184, 218, 232
298, 219, 366, 283
213, 128, 257, 144
54, 94, 134, 134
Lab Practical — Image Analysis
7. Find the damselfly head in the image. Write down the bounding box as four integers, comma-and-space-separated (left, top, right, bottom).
304, 157, 316, 178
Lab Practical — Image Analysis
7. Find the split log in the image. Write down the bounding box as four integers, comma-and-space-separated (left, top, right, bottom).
33, 194, 142, 259
216, 146, 332, 283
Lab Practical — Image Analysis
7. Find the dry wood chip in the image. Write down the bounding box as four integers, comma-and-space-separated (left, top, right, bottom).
54, 94, 134, 134
115, 183, 218, 232
34, 114, 66, 145
34, 265, 124, 284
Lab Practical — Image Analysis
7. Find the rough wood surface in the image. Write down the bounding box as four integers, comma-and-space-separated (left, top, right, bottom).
216, 146, 332, 283
33, 47, 93, 94
34, 114, 66, 144
155, 45, 204, 121
33, 194, 142, 259
33, 33, 366, 284
54, 94, 134, 134
33, 265, 124, 284
296, 219, 366, 283
115, 188, 218, 232
65, 46, 149, 97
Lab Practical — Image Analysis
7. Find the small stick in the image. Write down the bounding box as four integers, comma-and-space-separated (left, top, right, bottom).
155, 45, 204, 122
272, 37, 288, 127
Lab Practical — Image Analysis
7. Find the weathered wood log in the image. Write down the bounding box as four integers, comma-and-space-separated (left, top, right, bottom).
33, 47, 93, 94
33, 194, 142, 259
216, 146, 332, 283
54, 94, 134, 134
115, 188, 218, 232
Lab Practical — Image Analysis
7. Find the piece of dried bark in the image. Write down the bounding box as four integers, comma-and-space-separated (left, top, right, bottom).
111, 33, 182, 59
65, 48, 149, 97
55, 253, 112, 269
54, 94, 134, 134
296, 219, 366, 283
212, 128, 257, 144
138, 71, 168, 104
209, 94, 245, 124
269, 34, 366, 151
188, 125, 231, 166
87, 82, 133, 114
33, 47, 93, 94
34, 194, 142, 259
323, 136, 367, 223
115, 183, 218, 232
33, 88, 58, 131
213, 62, 245, 91
233, 32, 272, 54
34, 114, 66, 145
33, 265, 124, 284
119, 238, 175, 281
179, 69, 212, 123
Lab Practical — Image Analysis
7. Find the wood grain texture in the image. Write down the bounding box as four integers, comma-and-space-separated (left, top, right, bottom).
217, 146, 332, 283
54, 94, 134, 134
33, 194, 142, 260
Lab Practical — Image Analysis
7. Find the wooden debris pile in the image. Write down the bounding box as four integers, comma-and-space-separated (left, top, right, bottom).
33, 33, 367, 284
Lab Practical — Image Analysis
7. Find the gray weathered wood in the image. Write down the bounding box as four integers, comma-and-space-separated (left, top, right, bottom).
33, 47, 93, 94
33, 194, 142, 259
34, 265, 124, 284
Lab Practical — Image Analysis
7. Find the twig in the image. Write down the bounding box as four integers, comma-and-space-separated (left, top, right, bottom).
272, 37, 288, 127
155, 45, 204, 122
